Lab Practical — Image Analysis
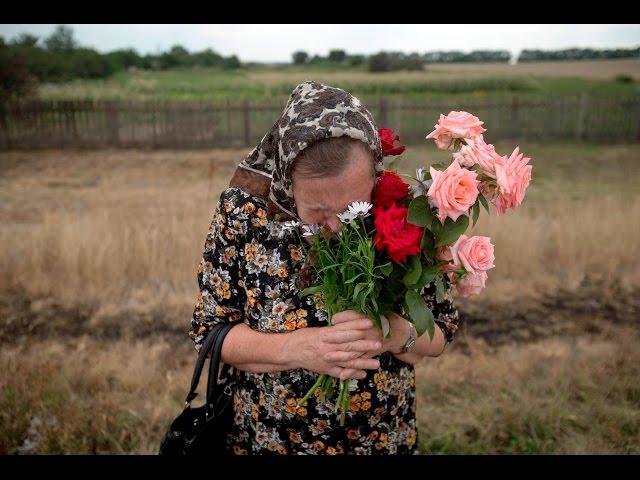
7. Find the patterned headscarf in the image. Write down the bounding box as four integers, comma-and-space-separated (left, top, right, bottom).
228, 80, 384, 221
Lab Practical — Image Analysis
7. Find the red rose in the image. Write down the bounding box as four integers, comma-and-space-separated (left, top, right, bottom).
378, 128, 406, 156
373, 170, 410, 209
373, 204, 424, 264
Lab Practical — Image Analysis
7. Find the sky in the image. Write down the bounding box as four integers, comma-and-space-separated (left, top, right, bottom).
1, 24, 639, 63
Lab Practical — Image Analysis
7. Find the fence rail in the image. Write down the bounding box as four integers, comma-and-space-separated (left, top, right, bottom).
1, 95, 639, 150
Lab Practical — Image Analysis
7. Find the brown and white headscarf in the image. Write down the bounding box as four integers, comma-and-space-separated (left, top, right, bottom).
229, 80, 384, 221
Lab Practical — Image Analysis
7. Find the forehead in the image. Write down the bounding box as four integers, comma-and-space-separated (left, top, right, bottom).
294, 155, 376, 211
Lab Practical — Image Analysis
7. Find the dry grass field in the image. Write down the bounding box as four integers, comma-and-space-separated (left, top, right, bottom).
1, 142, 639, 453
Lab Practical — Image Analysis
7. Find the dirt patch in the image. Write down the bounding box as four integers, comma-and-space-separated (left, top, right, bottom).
1, 277, 637, 350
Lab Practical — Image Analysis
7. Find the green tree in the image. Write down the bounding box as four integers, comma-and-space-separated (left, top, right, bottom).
292, 50, 309, 65
105, 48, 143, 71
11, 34, 39, 47
223, 55, 241, 69
0, 47, 38, 101
328, 49, 347, 63
44, 25, 77, 53
193, 48, 224, 67
369, 52, 391, 72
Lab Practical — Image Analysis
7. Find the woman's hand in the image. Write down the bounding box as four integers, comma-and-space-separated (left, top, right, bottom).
327, 311, 416, 360
290, 311, 383, 381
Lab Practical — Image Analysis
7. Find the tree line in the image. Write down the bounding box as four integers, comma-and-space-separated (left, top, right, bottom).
0, 26, 242, 100
2, 25, 638, 102
293, 47, 639, 71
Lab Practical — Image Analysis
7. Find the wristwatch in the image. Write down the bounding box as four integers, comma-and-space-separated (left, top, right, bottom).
399, 322, 416, 354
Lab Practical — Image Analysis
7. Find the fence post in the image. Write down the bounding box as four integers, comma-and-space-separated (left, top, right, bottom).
0, 103, 11, 150
106, 101, 120, 147
64, 100, 78, 143
636, 98, 640, 143
576, 93, 589, 141
379, 98, 388, 126
243, 100, 251, 146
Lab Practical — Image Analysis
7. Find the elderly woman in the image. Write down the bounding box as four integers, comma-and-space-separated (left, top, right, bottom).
188, 81, 461, 455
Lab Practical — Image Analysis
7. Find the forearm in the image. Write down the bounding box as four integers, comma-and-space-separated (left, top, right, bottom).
383, 312, 446, 364
220, 323, 298, 373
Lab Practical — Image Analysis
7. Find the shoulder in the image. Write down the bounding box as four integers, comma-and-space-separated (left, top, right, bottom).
218, 187, 269, 215
210, 187, 272, 241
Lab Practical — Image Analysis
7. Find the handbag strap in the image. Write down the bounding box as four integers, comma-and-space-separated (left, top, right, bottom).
205, 320, 242, 415
185, 324, 224, 405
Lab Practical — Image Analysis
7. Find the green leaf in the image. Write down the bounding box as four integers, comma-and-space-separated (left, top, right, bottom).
421, 229, 436, 258
407, 196, 435, 227
403, 255, 422, 287
344, 273, 365, 284
430, 217, 442, 239
298, 285, 322, 298
435, 215, 469, 247
414, 264, 439, 290
472, 198, 480, 227
353, 282, 367, 302
379, 262, 393, 277
405, 290, 436, 339
478, 193, 490, 214
435, 275, 445, 303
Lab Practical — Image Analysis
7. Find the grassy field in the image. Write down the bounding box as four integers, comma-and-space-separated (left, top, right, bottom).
0, 142, 639, 453
35, 59, 640, 102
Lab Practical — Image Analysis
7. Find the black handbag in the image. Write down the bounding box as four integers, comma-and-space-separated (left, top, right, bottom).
159, 320, 242, 455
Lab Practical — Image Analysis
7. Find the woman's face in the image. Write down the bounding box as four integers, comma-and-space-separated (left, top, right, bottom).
292, 147, 376, 234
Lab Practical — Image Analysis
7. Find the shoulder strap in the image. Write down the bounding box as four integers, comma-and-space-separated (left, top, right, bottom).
205, 320, 242, 414
184, 323, 225, 405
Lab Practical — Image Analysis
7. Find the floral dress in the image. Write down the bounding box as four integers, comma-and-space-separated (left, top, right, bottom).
188, 187, 461, 455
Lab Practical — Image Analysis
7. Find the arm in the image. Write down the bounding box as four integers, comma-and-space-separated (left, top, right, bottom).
188, 189, 381, 379
221, 317, 381, 379
386, 275, 461, 364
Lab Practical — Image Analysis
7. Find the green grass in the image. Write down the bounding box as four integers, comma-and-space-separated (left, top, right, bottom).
35, 66, 640, 102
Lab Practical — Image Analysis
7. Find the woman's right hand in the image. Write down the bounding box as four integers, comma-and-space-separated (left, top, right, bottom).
290, 311, 382, 381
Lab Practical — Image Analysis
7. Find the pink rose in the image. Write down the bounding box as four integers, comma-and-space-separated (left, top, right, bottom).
450, 235, 495, 274
453, 271, 488, 298
427, 161, 480, 224
426, 111, 487, 150
453, 135, 501, 178
492, 146, 532, 215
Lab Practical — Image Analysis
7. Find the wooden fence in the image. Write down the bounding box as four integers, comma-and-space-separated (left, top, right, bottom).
1, 95, 639, 150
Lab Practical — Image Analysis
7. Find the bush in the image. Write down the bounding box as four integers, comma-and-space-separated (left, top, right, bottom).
0, 47, 38, 102
292, 51, 309, 65
614, 74, 634, 83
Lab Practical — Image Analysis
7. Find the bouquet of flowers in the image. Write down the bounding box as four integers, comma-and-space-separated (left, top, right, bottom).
295, 113, 533, 425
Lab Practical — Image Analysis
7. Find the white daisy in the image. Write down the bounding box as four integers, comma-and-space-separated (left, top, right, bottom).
301, 223, 320, 237
412, 168, 434, 198
337, 210, 357, 224
347, 201, 373, 217
280, 220, 300, 233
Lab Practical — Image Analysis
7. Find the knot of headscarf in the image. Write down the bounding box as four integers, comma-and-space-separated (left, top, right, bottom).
229, 80, 384, 221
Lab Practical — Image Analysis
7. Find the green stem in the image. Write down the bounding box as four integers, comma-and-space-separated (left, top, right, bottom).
298, 374, 325, 406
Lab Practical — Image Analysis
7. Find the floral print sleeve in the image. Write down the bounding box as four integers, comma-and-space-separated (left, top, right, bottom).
188, 188, 254, 352
420, 275, 461, 347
